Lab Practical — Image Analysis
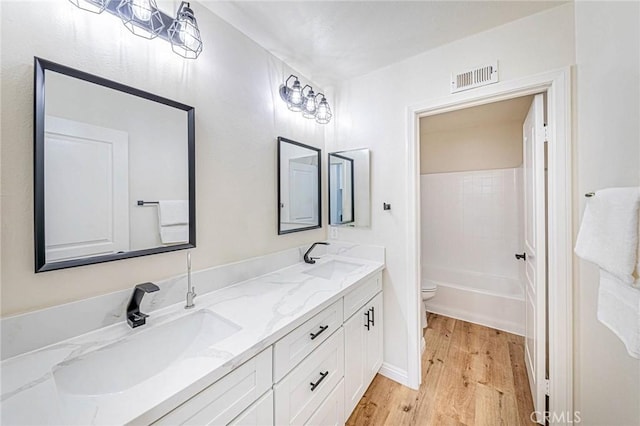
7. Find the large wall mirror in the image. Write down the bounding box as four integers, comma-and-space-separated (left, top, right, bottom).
277, 137, 321, 234
34, 58, 195, 272
328, 148, 371, 227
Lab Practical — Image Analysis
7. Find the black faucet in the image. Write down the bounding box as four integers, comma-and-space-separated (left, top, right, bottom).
127, 282, 160, 328
304, 242, 330, 264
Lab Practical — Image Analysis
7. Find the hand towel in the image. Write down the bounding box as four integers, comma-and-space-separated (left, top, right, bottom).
597, 270, 640, 359
160, 225, 189, 244
158, 200, 189, 226
575, 187, 640, 284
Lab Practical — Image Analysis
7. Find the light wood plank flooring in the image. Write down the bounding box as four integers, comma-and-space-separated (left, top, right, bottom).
346, 314, 536, 426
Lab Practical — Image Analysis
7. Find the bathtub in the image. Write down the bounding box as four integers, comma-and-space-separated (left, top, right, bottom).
423, 265, 525, 335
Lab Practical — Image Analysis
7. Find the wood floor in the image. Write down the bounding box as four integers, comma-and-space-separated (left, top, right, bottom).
346, 314, 536, 426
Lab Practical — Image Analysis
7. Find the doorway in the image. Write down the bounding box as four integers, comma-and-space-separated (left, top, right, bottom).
404, 69, 573, 420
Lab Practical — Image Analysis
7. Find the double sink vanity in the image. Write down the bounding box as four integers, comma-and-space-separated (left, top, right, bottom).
1, 246, 385, 425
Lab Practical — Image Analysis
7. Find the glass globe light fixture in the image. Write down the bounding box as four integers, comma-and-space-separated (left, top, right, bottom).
314, 93, 332, 124
301, 85, 317, 119
117, 0, 165, 39
69, 0, 111, 14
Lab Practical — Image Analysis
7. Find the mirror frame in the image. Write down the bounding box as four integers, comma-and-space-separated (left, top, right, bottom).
33, 57, 196, 272
277, 136, 322, 235
328, 153, 355, 226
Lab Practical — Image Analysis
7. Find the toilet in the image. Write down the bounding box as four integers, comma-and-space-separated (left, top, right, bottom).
421, 280, 437, 328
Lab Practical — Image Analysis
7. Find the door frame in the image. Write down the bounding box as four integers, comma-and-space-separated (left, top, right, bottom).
404, 68, 572, 420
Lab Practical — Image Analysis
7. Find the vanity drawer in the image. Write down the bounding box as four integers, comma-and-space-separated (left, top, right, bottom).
343, 272, 382, 320
228, 390, 274, 426
305, 379, 344, 426
153, 348, 272, 426
274, 300, 343, 382
274, 328, 344, 426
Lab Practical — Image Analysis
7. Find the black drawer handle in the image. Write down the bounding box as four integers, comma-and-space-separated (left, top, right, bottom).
365, 311, 370, 330
369, 307, 375, 327
310, 371, 329, 391
309, 325, 329, 340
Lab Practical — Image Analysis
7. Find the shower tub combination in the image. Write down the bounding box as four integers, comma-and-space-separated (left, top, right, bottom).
423, 265, 525, 335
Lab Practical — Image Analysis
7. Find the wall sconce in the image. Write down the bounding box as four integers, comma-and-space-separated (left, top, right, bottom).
69, 0, 203, 59
279, 75, 332, 124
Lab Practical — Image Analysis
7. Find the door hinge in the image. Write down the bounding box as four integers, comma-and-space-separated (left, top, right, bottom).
545, 379, 550, 396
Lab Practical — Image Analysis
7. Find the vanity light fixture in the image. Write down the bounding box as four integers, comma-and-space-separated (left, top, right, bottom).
68, 0, 203, 59
168, 2, 203, 59
117, 0, 164, 39
301, 85, 317, 119
69, 0, 111, 14
314, 93, 332, 124
279, 75, 332, 124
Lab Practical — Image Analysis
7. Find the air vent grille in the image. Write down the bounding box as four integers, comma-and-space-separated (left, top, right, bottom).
451, 61, 499, 93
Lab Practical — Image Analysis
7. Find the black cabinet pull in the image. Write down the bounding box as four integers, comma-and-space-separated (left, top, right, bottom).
369, 307, 375, 327
310, 371, 329, 391
309, 325, 329, 340
515, 252, 526, 261
365, 311, 370, 330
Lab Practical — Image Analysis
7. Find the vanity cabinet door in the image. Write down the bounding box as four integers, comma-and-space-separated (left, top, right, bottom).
343, 291, 383, 418
365, 292, 383, 384
228, 390, 274, 426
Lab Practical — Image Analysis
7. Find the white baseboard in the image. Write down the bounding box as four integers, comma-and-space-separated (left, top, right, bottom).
426, 303, 524, 336
378, 362, 409, 386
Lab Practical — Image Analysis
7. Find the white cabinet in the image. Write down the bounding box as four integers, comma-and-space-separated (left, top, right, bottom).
153, 348, 272, 426
344, 291, 383, 417
228, 390, 273, 426
274, 328, 345, 426
305, 380, 344, 426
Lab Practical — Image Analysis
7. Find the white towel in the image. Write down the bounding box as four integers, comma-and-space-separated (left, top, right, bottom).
575, 187, 640, 284
597, 270, 640, 359
160, 225, 189, 244
158, 200, 189, 226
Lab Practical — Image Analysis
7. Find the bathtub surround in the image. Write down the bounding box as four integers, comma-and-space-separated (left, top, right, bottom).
0, 245, 384, 425
0, 0, 326, 316
420, 168, 524, 334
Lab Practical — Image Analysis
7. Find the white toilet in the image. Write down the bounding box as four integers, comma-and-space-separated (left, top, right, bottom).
421, 280, 437, 328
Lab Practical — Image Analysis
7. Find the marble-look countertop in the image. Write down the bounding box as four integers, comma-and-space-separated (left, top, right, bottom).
0, 254, 384, 425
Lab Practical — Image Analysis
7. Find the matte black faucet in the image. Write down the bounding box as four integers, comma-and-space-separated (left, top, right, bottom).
304, 242, 330, 264
127, 282, 160, 328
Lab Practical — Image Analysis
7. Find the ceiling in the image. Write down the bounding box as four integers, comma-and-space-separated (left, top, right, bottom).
421, 95, 534, 133
199, 1, 567, 87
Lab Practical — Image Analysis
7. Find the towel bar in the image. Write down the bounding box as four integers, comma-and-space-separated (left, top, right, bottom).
137, 200, 159, 206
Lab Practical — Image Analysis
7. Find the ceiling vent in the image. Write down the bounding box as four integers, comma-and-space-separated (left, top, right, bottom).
451, 61, 498, 93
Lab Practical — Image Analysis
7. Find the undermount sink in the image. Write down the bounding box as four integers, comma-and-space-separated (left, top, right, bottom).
53, 310, 240, 396
303, 260, 362, 280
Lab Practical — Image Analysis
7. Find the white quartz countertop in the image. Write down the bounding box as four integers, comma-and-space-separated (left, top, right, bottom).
0, 254, 384, 425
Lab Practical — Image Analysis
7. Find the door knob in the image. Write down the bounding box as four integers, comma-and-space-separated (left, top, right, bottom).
515, 252, 527, 261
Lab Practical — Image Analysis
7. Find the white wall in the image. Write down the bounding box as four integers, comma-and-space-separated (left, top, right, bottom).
0, 0, 327, 316
421, 168, 523, 287
328, 3, 575, 383
574, 1, 640, 424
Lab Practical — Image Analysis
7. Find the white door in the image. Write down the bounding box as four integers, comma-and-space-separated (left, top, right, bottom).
522, 94, 547, 423
45, 116, 129, 262
289, 160, 318, 224
343, 306, 367, 417
365, 292, 384, 383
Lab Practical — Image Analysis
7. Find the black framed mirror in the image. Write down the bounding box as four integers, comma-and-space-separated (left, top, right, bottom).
34, 57, 196, 272
328, 153, 355, 225
277, 137, 322, 234
328, 148, 371, 227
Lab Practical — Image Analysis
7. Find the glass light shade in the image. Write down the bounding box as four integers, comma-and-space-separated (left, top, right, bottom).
69, 0, 110, 13
168, 2, 203, 59
302, 87, 317, 119
286, 79, 304, 112
315, 95, 332, 124
117, 0, 164, 39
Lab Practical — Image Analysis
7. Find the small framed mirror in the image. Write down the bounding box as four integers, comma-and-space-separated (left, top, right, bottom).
34, 58, 195, 272
328, 148, 371, 227
277, 137, 321, 234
